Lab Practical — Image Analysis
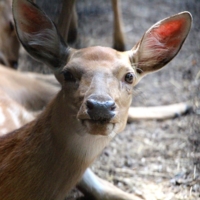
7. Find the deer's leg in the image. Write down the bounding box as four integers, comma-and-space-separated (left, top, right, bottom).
77, 168, 144, 200
127, 103, 191, 122
67, 3, 78, 43
111, 0, 125, 51
56, 0, 76, 42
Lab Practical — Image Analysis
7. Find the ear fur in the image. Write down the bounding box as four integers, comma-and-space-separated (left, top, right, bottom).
129, 11, 192, 76
12, 0, 69, 70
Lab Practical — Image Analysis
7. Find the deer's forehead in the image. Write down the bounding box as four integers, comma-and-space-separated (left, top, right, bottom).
73, 46, 119, 60
67, 47, 131, 73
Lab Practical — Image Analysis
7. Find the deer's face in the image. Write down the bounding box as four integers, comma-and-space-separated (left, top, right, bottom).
55, 46, 136, 136
12, 0, 192, 137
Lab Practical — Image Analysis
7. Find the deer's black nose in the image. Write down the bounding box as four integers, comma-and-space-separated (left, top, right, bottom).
86, 98, 116, 122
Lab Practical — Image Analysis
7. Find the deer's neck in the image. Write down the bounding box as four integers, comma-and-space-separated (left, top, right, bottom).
34, 93, 112, 197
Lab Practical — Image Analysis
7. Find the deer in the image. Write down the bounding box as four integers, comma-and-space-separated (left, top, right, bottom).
0, 0, 191, 120
0, 65, 61, 136
0, 0, 192, 199
0, 0, 188, 129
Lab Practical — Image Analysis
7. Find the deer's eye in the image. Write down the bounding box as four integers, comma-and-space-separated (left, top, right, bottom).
63, 70, 76, 82
124, 72, 134, 84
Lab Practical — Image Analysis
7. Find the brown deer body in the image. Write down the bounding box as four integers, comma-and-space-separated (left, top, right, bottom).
0, 65, 60, 136
0, 0, 192, 199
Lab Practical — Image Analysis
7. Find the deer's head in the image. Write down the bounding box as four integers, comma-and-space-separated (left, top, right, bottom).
13, 0, 192, 137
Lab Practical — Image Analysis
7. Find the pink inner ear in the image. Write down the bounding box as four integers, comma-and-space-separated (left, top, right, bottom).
152, 18, 186, 48
18, 2, 51, 33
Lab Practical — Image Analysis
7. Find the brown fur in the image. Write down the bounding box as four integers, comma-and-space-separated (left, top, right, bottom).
0, 66, 59, 111
0, 65, 60, 135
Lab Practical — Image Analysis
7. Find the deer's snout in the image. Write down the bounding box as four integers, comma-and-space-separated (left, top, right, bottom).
86, 96, 116, 122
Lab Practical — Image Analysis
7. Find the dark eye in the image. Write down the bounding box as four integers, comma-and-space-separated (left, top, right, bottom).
125, 72, 134, 84
63, 70, 76, 82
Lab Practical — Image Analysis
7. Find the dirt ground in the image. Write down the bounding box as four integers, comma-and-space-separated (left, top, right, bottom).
21, 0, 200, 199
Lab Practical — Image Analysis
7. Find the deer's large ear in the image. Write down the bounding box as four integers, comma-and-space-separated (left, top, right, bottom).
129, 12, 192, 76
12, 0, 69, 70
